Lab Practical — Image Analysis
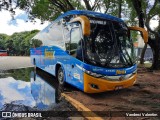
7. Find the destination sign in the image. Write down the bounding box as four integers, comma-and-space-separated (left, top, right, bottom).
90, 20, 107, 25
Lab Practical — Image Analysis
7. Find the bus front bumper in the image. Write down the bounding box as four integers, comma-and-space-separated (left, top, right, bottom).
84, 73, 137, 93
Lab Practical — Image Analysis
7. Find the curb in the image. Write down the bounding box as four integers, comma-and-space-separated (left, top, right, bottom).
61, 93, 103, 120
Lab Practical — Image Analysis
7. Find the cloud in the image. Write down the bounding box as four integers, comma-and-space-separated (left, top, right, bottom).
0, 9, 50, 35
0, 77, 36, 108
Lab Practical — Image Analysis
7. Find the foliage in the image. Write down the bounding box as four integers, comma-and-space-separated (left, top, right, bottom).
1, 68, 34, 82
17, 0, 129, 21
0, 34, 9, 50
0, 30, 39, 56
9, 67, 33, 82
127, 0, 160, 32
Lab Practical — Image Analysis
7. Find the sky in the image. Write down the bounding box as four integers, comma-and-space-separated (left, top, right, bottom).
0, 9, 50, 35
0, 77, 36, 109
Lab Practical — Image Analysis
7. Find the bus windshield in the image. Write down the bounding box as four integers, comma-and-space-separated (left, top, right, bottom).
84, 18, 136, 68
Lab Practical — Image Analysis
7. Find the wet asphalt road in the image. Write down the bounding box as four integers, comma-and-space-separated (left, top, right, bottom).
0, 56, 81, 119
0, 56, 33, 71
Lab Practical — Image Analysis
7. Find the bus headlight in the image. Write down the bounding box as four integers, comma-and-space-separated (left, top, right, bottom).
84, 69, 103, 78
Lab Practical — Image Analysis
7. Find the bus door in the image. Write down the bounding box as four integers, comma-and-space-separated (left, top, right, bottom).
66, 22, 84, 90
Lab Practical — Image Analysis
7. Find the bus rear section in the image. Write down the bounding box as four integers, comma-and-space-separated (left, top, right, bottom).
0, 50, 8, 56
30, 10, 148, 93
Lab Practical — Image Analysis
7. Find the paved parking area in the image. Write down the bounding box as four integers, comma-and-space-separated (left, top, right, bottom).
0, 56, 33, 70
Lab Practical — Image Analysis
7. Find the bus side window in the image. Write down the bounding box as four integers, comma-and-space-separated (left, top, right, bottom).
70, 24, 82, 59
30, 39, 43, 48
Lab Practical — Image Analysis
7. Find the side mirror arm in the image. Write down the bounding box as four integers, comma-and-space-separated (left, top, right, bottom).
129, 26, 148, 43
69, 15, 91, 36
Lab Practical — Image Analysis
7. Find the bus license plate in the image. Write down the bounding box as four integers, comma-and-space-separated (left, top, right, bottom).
115, 85, 123, 90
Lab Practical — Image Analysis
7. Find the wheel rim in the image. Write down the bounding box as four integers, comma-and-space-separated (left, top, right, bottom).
58, 69, 64, 84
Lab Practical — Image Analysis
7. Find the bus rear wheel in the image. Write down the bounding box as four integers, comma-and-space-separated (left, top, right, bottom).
57, 67, 65, 86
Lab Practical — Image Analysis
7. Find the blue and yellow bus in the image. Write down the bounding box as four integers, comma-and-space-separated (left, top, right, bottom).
30, 10, 148, 93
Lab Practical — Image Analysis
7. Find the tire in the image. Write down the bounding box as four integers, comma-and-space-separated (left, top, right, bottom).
33, 68, 36, 81
33, 58, 36, 70
33, 58, 36, 65
57, 67, 65, 86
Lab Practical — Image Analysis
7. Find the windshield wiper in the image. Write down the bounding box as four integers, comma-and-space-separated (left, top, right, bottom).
123, 48, 133, 65
119, 45, 132, 66
119, 45, 133, 65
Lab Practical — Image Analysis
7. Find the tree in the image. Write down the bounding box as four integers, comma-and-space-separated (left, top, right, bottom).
0, 30, 39, 56
131, 0, 147, 65
127, 0, 160, 69
0, 34, 9, 50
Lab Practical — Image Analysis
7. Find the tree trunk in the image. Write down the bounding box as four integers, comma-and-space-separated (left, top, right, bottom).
118, 0, 122, 18
132, 0, 147, 64
140, 43, 147, 64
83, 0, 92, 10
148, 36, 160, 70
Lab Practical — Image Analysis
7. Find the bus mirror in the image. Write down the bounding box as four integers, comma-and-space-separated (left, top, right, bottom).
70, 15, 90, 36
129, 26, 148, 43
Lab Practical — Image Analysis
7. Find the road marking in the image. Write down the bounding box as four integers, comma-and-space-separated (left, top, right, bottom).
61, 93, 103, 120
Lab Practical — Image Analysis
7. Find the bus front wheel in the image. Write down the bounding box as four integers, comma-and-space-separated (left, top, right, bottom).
57, 67, 65, 86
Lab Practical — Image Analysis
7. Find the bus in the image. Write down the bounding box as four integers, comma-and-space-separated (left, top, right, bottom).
0, 50, 8, 56
30, 10, 148, 93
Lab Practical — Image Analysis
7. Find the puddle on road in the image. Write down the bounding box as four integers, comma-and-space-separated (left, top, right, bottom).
0, 68, 65, 111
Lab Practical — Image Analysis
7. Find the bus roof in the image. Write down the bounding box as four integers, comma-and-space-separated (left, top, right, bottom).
55, 10, 124, 23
